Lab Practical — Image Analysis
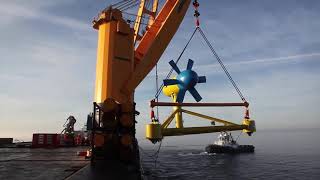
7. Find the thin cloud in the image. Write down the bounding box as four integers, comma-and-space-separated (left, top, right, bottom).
146, 52, 320, 78
196, 52, 320, 70
0, 1, 89, 31
229, 52, 320, 66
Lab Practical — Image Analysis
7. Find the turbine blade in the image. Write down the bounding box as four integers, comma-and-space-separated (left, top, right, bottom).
169, 60, 181, 74
187, 59, 194, 70
189, 87, 202, 102
176, 89, 186, 103
163, 79, 180, 86
198, 76, 206, 83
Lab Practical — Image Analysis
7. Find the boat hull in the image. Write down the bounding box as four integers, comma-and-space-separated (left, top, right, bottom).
205, 144, 254, 153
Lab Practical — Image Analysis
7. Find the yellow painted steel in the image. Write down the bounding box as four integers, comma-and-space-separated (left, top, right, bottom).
174, 105, 183, 128
93, 9, 135, 104
163, 83, 183, 128
134, 0, 159, 44
94, 22, 114, 103
242, 119, 256, 134
92, 1, 191, 104
149, 77, 255, 140
162, 84, 179, 97
145, 106, 255, 140
162, 125, 248, 136
181, 109, 238, 126
172, 94, 183, 128
148, 0, 159, 27
133, 0, 146, 43
145, 80, 249, 140
145, 123, 162, 141
161, 81, 245, 130
161, 109, 179, 129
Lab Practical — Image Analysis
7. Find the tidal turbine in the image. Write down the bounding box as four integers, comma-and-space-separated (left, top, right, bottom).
163, 59, 206, 103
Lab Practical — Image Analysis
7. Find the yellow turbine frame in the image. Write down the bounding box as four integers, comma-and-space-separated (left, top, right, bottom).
146, 104, 255, 142
145, 84, 256, 142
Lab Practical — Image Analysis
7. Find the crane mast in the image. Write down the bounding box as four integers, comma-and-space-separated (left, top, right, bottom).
89, 0, 192, 174
92, 0, 191, 103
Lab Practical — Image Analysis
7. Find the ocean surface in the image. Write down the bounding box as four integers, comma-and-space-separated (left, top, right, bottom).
140, 129, 320, 180
0, 129, 319, 179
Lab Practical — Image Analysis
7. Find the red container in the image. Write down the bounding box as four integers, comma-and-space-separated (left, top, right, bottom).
32, 133, 61, 148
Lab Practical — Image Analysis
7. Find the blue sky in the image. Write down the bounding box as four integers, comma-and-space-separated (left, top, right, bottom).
0, 0, 320, 143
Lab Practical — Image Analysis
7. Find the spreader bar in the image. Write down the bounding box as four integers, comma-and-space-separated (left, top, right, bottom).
150, 100, 249, 108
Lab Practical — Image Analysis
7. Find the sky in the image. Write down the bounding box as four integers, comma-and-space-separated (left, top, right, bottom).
0, 0, 320, 144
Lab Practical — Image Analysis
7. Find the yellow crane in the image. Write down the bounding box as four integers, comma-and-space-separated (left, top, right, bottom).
88, 0, 256, 177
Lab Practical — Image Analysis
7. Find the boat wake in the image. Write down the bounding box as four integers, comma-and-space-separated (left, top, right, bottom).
178, 152, 216, 157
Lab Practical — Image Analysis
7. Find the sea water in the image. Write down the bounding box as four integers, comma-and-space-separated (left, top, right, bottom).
140, 128, 320, 180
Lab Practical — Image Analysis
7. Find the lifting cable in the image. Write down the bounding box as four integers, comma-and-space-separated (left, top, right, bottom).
153, 140, 162, 168
111, 0, 140, 11
153, 26, 246, 102
154, 27, 199, 99
235, 131, 243, 142
138, 140, 163, 170
143, 0, 247, 171
110, 0, 129, 8
153, 0, 247, 102
155, 63, 160, 119
197, 27, 246, 102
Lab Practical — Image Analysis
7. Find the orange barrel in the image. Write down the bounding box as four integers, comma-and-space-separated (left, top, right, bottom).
120, 134, 133, 147
120, 114, 134, 127
93, 133, 113, 147
120, 102, 133, 113
93, 133, 105, 147
101, 98, 119, 113
101, 112, 118, 128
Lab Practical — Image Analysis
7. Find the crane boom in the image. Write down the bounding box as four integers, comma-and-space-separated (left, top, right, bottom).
133, 0, 147, 43
124, 0, 191, 94
133, 0, 159, 44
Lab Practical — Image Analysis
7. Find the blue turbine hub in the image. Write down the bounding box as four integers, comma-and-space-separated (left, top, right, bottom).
177, 70, 199, 89
163, 59, 206, 103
